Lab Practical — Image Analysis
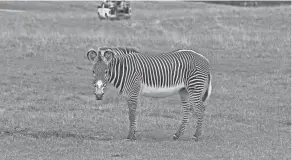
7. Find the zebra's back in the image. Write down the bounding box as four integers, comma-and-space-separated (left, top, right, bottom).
112, 49, 210, 88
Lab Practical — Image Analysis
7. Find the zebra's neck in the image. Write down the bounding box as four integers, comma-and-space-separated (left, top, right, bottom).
108, 58, 126, 93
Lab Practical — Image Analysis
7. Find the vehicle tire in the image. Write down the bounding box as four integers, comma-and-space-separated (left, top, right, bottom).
105, 14, 109, 20
125, 8, 129, 14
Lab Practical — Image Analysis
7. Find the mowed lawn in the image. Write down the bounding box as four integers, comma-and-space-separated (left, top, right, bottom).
0, 2, 291, 160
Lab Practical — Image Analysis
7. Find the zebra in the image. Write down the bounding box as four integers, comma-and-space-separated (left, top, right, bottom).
86, 49, 212, 141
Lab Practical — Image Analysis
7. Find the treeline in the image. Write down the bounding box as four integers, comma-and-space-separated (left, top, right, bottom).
204, 1, 291, 7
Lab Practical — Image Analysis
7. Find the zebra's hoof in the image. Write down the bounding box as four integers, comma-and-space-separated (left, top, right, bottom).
126, 137, 136, 140
172, 134, 179, 140
192, 136, 199, 142
126, 135, 136, 140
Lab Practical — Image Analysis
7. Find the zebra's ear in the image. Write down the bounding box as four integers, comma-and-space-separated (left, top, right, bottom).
86, 49, 97, 63
87, 49, 102, 64
103, 50, 114, 64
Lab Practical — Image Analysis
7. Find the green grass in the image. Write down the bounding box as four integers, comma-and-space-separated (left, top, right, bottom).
0, 1, 291, 160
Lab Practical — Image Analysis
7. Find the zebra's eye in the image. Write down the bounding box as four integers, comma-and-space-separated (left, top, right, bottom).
93, 70, 97, 76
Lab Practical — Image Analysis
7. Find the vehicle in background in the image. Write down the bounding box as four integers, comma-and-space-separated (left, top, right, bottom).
97, 0, 131, 20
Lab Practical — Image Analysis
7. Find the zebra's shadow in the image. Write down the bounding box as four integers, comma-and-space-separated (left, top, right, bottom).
0, 128, 112, 141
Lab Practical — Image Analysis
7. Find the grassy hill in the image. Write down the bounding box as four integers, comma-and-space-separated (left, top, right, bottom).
205, 1, 291, 7
0, 2, 290, 160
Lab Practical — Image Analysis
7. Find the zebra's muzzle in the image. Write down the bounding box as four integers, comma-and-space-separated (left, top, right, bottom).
94, 80, 105, 100
95, 93, 104, 100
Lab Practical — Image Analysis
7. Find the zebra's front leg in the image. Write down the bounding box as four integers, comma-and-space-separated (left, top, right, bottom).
173, 88, 191, 140
126, 97, 138, 140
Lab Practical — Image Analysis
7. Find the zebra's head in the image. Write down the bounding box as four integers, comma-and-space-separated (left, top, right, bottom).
87, 48, 114, 100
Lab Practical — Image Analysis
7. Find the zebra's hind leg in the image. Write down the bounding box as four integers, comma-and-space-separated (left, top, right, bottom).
173, 88, 191, 140
186, 82, 205, 142
192, 101, 205, 141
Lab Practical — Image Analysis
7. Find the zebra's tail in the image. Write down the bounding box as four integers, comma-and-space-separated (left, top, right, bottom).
202, 73, 212, 102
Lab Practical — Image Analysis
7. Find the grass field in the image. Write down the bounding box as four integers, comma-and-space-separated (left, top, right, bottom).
0, 1, 291, 160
